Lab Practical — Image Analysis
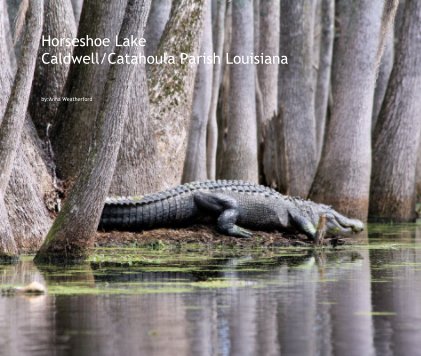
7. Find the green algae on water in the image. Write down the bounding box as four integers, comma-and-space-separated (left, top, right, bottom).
355, 311, 396, 317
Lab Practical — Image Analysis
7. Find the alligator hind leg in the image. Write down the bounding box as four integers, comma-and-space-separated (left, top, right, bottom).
193, 192, 253, 238
217, 208, 253, 238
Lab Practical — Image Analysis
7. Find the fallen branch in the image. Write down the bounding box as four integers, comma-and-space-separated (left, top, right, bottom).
315, 214, 327, 246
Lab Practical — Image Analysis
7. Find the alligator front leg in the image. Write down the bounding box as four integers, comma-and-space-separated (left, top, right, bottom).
288, 211, 317, 240
193, 192, 253, 238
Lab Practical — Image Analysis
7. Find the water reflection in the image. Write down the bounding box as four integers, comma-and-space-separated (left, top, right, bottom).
370, 225, 421, 356
1, 226, 421, 356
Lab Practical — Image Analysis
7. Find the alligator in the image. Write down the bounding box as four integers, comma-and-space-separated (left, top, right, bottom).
99, 180, 364, 239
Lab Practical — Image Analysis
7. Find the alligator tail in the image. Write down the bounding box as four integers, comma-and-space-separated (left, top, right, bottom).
99, 194, 195, 231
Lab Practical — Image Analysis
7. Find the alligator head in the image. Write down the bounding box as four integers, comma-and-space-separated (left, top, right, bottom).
323, 208, 364, 235
289, 201, 364, 239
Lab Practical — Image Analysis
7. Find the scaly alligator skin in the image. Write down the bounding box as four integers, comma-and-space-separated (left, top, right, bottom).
99, 180, 364, 239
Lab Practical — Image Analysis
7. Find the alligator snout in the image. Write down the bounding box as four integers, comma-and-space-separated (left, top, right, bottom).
325, 212, 365, 235
350, 220, 364, 233
336, 216, 364, 234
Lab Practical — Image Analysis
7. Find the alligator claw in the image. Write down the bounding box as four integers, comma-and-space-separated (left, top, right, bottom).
231, 226, 253, 238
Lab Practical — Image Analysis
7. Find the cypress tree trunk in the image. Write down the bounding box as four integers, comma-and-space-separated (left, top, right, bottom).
0, 0, 13, 113
35, 0, 151, 264
417, 146, 421, 200
2, 0, 15, 69
0, 195, 16, 261
109, 53, 159, 196
219, 0, 258, 183
215, 3, 232, 179
148, 0, 206, 189
277, 0, 317, 196
5, 121, 53, 253
310, 0, 384, 220
372, 30, 394, 129
372, 0, 400, 128
258, 0, 280, 184
0, 0, 44, 259
206, 0, 225, 180
0, 0, 53, 254
262, 115, 281, 188
49, 0, 157, 196
257, 0, 279, 125
369, 0, 421, 221
71, 0, 83, 24
29, 0, 76, 139
394, 0, 406, 39
52, 0, 128, 180
182, 0, 212, 182
314, 0, 334, 161
144, 0, 172, 58
376, 0, 400, 67
253, 0, 260, 53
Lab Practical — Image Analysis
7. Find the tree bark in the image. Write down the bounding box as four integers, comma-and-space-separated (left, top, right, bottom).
369, 0, 421, 222
0, 0, 44, 258
376, 0, 399, 68
71, 0, 83, 24
29, 0, 76, 139
5, 0, 21, 58
417, 144, 421, 199
1, 0, 53, 254
0, 0, 16, 107
219, 0, 258, 183
372, 30, 394, 129
314, 0, 334, 161
0, 193, 16, 261
311, 0, 320, 95
215, 2, 232, 179
5, 135, 53, 253
48, 0, 156, 196
182, 0, 212, 183
109, 54, 159, 196
372, 0, 399, 128
310, 0, 383, 220
262, 113, 282, 188
144, 0, 172, 58
35, 0, 151, 264
253, 0, 260, 54
148, 0, 206, 189
2, 0, 15, 70
52, 0, 127, 180
394, 0, 406, 39
206, 0, 225, 180
0, 0, 13, 114
277, 0, 317, 196
257, 0, 280, 126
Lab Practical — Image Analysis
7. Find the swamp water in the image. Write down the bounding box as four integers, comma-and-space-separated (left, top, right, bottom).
1, 225, 421, 356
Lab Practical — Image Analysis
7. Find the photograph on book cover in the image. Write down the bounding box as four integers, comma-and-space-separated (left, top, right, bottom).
0, 0, 421, 355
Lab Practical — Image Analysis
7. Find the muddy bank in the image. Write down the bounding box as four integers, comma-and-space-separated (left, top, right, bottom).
95, 225, 351, 248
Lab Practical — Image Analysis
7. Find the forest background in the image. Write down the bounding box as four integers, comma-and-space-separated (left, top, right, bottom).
0, 0, 420, 262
